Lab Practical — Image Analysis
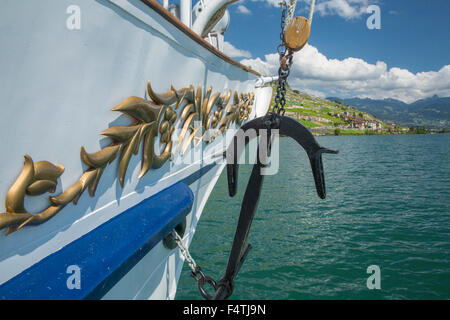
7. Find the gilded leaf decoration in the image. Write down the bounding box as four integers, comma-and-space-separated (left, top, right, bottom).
0, 81, 254, 234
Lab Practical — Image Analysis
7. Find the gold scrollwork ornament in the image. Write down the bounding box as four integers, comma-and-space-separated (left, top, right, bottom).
0, 81, 253, 234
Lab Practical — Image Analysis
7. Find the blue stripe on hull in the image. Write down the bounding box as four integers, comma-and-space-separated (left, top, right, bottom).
0, 181, 194, 300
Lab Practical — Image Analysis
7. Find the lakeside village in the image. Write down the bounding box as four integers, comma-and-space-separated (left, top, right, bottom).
285, 105, 408, 136
272, 85, 438, 136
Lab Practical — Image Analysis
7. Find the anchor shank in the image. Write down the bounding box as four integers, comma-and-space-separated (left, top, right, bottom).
213, 130, 272, 300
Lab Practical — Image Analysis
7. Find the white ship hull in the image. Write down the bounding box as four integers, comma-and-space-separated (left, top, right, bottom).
0, 0, 272, 299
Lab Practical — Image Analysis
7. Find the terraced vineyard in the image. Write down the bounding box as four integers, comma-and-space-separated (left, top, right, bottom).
269, 84, 408, 135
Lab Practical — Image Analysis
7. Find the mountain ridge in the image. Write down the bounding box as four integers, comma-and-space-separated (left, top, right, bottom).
327, 95, 450, 128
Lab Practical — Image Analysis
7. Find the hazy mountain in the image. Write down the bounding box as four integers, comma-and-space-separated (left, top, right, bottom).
327, 95, 450, 128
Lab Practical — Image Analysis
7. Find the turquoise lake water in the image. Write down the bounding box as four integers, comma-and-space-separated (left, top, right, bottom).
176, 134, 450, 299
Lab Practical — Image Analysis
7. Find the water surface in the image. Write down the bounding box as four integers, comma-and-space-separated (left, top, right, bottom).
176, 134, 450, 299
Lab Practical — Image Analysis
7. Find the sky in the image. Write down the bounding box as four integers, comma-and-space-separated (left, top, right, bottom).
217, 0, 450, 102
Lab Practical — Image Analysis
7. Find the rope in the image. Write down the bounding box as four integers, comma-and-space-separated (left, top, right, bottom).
285, 0, 298, 25
285, 0, 316, 27
309, 0, 316, 24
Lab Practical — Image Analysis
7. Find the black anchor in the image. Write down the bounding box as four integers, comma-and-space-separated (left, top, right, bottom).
210, 112, 338, 300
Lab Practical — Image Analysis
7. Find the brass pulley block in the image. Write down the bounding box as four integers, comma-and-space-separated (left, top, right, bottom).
284, 16, 311, 52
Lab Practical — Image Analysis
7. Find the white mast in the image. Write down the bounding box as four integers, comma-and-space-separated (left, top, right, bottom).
180, 0, 192, 28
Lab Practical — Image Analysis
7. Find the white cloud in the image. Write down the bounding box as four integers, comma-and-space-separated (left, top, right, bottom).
223, 41, 252, 58
315, 0, 373, 19
249, 0, 280, 7
240, 44, 450, 103
236, 5, 252, 15
251, 0, 376, 20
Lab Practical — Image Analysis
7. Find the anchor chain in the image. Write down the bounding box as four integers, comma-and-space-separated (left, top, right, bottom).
273, 1, 294, 117
170, 230, 217, 300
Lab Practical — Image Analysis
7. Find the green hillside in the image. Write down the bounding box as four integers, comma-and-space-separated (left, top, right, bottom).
269, 84, 410, 136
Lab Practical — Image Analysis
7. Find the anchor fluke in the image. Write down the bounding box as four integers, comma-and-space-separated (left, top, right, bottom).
309, 147, 339, 199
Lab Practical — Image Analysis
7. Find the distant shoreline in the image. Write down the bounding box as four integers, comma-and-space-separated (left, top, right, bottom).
269, 84, 449, 136
311, 131, 449, 137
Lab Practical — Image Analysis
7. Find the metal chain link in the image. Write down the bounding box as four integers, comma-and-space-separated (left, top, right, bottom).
272, 1, 293, 117
171, 230, 197, 273
170, 230, 217, 299
276, 1, 288, 58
